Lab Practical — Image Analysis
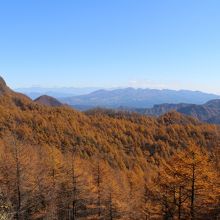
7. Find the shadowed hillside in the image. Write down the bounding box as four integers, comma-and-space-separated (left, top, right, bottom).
34, 95, 64, 107
131, 99, 220, 124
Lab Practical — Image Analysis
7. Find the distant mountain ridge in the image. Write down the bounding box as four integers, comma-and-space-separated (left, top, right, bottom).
130, 99, 220, 124
60, 88, 220, 109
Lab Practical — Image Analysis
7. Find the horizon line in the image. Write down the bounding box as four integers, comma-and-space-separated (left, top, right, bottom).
13, 86, 220, 96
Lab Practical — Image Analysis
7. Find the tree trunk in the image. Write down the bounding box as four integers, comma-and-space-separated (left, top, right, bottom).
178, 186, 182, 220
97, 163, 101, 219
190, 159, 195, 220
71, 150, 76, 220
15, 146, 21, 220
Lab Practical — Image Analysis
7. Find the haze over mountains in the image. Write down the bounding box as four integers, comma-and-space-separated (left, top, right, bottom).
15, 87, 100, 99
60, 88, 220, 109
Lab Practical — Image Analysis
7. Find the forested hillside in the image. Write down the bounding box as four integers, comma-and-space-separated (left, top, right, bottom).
0, 78, 219, 219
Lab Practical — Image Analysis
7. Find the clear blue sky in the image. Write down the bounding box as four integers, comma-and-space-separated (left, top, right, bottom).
0, 0, 220, 93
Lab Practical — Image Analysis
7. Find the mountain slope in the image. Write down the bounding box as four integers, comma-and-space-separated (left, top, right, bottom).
0, 76, 10, 94
0, 77, 219, 167
60, 88, 220, 109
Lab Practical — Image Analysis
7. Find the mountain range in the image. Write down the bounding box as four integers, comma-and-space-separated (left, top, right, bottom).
60, 88, 220, 109
14, 83, 220, 124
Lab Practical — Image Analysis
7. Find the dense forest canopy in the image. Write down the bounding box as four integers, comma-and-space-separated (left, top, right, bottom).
0, 78, 219, 219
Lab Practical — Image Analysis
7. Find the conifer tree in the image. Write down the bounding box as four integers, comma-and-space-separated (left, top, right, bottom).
156, 143, 220, 219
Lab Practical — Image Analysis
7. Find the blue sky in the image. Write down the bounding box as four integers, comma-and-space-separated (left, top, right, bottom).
0, 0, 220, 93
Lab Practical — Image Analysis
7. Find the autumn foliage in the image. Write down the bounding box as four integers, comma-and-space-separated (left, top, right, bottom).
0, 86, 219, 219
